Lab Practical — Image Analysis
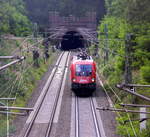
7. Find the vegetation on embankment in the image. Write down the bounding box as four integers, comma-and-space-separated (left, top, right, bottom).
0, 39, 57, 137
92, 0, 150, 136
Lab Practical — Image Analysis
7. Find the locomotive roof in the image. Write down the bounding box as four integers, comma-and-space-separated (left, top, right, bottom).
71, 55, 95, 65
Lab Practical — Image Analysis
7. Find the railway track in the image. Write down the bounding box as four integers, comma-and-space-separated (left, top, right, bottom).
19, 51, 70, 137
74, 95, 106, 137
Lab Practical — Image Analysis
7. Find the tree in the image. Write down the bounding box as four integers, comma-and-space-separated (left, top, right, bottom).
0, 0, 31, 36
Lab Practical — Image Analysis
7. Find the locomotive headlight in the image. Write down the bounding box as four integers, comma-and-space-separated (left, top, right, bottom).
73, 78, 76, 82
92, 78, 95, 82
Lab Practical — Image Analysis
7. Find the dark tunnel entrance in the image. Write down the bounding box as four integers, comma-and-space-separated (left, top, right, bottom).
61, 31, 85, 50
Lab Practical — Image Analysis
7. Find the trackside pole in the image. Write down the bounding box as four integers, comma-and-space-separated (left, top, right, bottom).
140, 107, 146, 132
125, 34, 132, 84
7, 100, 9, 137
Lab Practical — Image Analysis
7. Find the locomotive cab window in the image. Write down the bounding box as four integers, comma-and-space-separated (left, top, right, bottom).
76, 64, 92, 76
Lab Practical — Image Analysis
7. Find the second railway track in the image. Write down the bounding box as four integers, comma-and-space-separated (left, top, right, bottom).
74, 95, 106, 137
19, 51, 70, 137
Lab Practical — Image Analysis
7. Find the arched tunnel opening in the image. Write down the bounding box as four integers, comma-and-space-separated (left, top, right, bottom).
61, 31, 85, 50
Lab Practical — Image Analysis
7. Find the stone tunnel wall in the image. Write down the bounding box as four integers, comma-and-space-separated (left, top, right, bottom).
49, 11, 97, 30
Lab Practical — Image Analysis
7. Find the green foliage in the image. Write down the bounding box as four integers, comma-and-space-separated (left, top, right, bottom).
140, 123, 150, 137
97, 16, 129, 85
140, 65, 150, 83
0, 38, 57, 135
116, 115, 140, 137
132, 34, 150, 68
94, 0, 150, 136
126, 0, 150, 23
9, 10, 31, 36
0, 39, 20, 56
136, 36, 150, 52
97, 0, 150, 93
106, 0, 150, 23
106, 0, 127, 18
0, 0, 31, 36
0, 122, 16, 137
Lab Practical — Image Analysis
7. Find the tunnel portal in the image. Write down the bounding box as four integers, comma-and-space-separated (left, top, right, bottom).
61, 31, 85, 50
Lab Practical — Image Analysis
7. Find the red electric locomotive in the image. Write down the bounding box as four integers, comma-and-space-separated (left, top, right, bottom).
70, 53, 96, 93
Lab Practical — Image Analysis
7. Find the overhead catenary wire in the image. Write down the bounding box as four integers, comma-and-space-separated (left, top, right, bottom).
0, 28, 54, 116
0, 61, 34, 98
8, 59, 25, 98
6, 72, 22, 97
90, 40, 125, 58
21, 31, 58, 53
0, 73, 17, 94
0, 32, 49, 72
0, 35, 39, 97
78, 28, 126, 58
10, 60, 31, 106
0, 71, 20, 97
10, 61, 25, 106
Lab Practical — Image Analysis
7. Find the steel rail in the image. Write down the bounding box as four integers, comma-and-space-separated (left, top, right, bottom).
75, 96, 79, 137
75, 96, 105, 137
45, 52, 70, 137
90, 98, 101, 137
21, 52, 65, 137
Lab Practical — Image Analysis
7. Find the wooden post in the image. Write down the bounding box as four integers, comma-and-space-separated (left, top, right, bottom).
125, 34, 132, 84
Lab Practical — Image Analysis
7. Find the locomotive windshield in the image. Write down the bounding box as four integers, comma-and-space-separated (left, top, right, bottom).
76, 64, 92, 76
